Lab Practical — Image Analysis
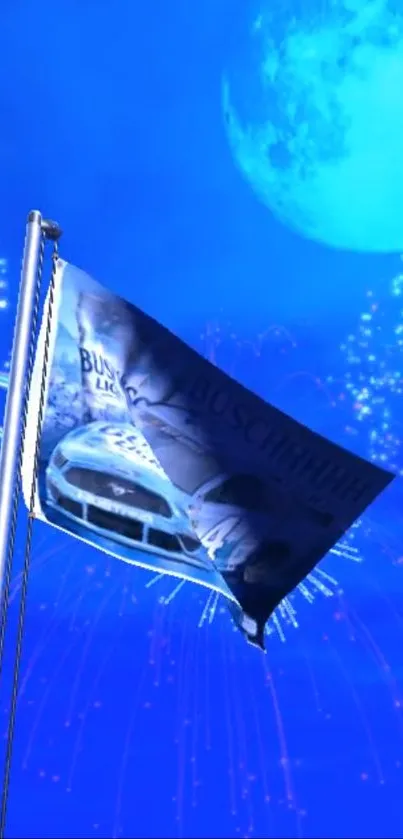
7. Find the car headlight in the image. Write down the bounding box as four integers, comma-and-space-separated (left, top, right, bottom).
46, 479, 59, 501
52, 448, 69, 470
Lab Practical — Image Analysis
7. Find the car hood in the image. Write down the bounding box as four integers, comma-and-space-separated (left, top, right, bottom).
60, 425, 166, 478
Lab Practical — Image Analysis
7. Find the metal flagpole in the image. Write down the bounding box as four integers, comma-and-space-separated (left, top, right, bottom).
0, 210, 61, 596
0, 213, 61, 839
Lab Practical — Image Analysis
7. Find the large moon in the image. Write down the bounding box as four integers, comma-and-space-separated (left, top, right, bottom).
223, 0, 403, 252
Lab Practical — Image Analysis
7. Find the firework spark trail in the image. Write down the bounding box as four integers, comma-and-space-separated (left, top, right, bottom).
315, 567, 339, 588
8, 539, 73, 606
68, 570, 99, 634
273, 371, 335, 406
66, 640, 116, 793
229, 638, 258, 836
190, 608, 201, 809
112, 662, 150, 839
330, 645, 385, 785
163, 579, 187, 606
347, 606, 403, 732
148, 597, 166, 686
307, 573, 335, 600
162, 578, 177, 662
144, 573, 165, 589
21, 628, 87, 770
220, 623, 237, 818
356, 572, 403, 635
198, 589, 215, 628
21, 577, 120, 770
338, 266, 403, 474
202, 321, 297, 364
18, 573, 90, 702
203, 619, 212, 752
248, 669, 273, 823
117, 574, 131, 617
270, 611, 287, 642
206, 591, 219, 624
153, 598, 169, 691
178, 613, 201, 829
263, 657, 294, 806
64, 585, 120, 727
174, 606, 194, 839
334, 592, 357, 642
0, 544, 87, 768
357, 513, 403, 566
301, 648, 323, 714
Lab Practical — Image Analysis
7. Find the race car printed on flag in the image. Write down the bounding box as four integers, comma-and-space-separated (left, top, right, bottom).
22, 259, 394, 648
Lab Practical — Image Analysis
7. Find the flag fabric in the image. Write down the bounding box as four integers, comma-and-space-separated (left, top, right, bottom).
22, 260, 394, 647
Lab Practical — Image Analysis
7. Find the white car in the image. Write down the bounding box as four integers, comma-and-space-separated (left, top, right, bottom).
45, 420, 212, 570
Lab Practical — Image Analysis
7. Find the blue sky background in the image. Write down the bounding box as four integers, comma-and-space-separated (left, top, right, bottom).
0, 0, 402, 836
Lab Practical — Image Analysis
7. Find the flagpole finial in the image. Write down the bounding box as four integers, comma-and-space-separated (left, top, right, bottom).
41, 218, 63, 242
27, 210, 42, 224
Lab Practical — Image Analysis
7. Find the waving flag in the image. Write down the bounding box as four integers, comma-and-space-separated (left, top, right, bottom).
22, 259, 394, 648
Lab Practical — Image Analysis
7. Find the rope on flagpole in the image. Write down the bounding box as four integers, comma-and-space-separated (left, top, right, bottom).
0, 231, 46, 683
0, 219, 61, 839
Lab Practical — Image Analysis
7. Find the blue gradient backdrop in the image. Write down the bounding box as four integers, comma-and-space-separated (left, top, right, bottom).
0, 1, 402, 837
